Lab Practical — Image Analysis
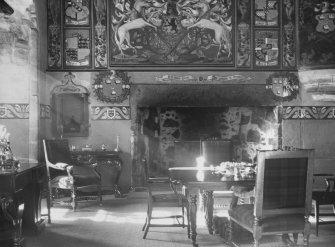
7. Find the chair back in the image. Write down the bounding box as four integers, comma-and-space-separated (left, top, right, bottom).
254, 149, 314, 218
43, 139, 73, 178
174, 141, 201, 167
201, 139, 232, 165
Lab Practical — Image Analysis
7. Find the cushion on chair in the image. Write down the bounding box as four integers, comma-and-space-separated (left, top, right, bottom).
72, 165, 100, 187
229, 204, 305, 232
51, 176, 73, 189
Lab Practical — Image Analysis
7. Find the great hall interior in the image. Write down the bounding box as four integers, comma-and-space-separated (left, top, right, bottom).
1, 0, 335, 246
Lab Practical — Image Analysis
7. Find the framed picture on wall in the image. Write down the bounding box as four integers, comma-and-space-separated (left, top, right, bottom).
64, 28, 91, 68
64, 0, 91, 26
254, 29, 280, 68
109, 0, 235, 68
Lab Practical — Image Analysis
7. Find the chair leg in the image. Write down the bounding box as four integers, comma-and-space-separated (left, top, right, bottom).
182, 205, 185, 227
315, 203, 319, 236
303, 233, 310, 247
293, 233, 298, 244
46, 190, 51, 224
71, 189, 77, 211
254, 239, 260, 247
143, 203, 152, 239
186, 204, 190, 239
98, 184, 102, 206
142, 203, 149, 231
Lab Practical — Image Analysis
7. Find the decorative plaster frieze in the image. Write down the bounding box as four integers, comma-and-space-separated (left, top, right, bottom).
282, 106, 335, 120
0, 104, 29, 119
92, 106, 130, 120
40, 104, 51, 119
154, 74, 253, 84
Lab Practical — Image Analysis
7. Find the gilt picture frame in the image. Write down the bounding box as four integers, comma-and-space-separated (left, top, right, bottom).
109, 0, 235, 68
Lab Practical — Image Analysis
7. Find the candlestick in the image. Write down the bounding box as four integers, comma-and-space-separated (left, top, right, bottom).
114, 135, 119, 151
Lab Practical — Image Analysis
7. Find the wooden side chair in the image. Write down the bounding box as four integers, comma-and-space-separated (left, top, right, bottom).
142, 146, 190, 240
42, 139, 102, 221
142, 176, 189, 239
228, 149, 314, 247
311, 173, 335, 236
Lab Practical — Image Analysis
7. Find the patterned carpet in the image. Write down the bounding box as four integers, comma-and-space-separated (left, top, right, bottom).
23, 195, 335, 247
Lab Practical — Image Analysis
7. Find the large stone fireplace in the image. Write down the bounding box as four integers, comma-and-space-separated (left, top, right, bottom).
130, 84, 282, 186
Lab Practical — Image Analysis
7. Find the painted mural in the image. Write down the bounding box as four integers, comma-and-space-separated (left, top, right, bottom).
46, 0, 300, 70
299, 0, 335, 68
110, 0, 234, 65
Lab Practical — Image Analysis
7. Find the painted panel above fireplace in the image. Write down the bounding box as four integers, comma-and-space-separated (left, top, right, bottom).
47, 0, 298, 70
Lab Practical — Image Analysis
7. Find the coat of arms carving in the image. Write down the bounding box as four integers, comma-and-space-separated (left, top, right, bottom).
314, 1, 335, 33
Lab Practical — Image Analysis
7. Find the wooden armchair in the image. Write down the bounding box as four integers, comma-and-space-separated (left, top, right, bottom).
228, 149, 314, 247
42, 139, 102, 219
311, 173, 335, 236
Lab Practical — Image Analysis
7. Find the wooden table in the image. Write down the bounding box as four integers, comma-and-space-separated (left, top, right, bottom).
0, 162, 45, 246
169, 167, 255, 247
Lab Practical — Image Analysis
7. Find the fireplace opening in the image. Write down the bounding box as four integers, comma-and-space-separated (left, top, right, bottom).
136, 106, 280, 178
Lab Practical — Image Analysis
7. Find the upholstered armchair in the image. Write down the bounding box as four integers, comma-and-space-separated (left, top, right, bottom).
228, 149, 314, 247
42, 139, 102, 220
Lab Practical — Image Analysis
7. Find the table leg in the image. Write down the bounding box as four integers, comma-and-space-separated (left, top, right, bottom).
1, 195, 25, 247
204, 191, 214, 235
189, 193, 198, 247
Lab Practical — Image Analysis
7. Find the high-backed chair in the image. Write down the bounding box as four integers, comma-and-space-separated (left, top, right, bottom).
201, 139, 232, 166
42, 139, 102, 219
228, 149, 314, 247
311, 173, 335, 236
174, 141, 201, 167
142, 145, 190, 239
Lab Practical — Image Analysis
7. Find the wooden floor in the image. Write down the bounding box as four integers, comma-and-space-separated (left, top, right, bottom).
23, 194, 335, 247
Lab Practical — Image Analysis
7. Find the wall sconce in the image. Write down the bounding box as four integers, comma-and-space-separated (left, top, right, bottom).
93, 70, 131, 103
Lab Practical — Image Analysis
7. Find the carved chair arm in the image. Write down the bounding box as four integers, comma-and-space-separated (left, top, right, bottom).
66, 165, 74, 177
49, 162, 69, 170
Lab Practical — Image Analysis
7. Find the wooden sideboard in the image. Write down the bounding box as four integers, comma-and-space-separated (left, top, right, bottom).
71, 150, 123, 196
0, 162, 45, 246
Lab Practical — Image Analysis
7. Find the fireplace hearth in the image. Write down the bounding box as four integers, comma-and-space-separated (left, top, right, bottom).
136, 106, 279, 179
130, 84, 282, 186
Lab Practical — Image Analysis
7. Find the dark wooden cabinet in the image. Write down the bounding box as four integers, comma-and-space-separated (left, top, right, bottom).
71, 150, 123, 196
